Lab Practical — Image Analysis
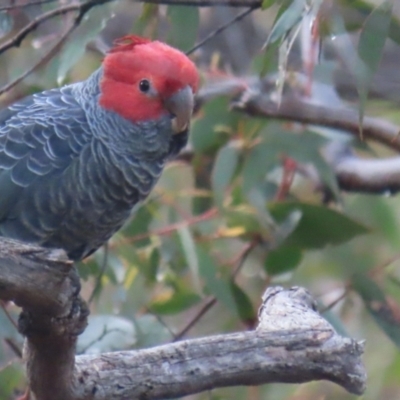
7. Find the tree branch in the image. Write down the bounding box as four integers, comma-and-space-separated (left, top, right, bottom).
0, 238, 74, 314
232, 87, 400, 152
0, 0, 115, 56
195, 77, 400, 194
72, 286, 365, 399
196, 76, 400, 151
0, 0, 59, 11
0, 238, 87, 400
322, 142, 400, 194
186, 6, 257, 55
0, 240, 366, 399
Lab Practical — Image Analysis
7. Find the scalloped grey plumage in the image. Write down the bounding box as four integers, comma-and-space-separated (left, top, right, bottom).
0, 69, 188, 260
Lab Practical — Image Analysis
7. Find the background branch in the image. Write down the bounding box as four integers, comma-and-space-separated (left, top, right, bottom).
232, 86, 400, 152
195, 77, 400, 194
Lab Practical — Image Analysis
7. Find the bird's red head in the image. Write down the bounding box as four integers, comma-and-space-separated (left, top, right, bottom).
99, 35, 199, 132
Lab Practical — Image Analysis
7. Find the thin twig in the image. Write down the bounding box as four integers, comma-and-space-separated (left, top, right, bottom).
0, 0, 119, 95
369, 253, 400, 278
0, 0, 115, 56
231, 239, 258, 277
0, 0, 262, 57
145, 307, 176, 338
186, 6, 257, 55
320, 286, 350, 314
0, 301, 18, 330
79, 326, 120, 354
173, 296, 216, 341
0, 0, 59, 11
0, 357, 20, 373
3, 338, 22, 358
274, 156, 298, 201
0, 22, 75, 95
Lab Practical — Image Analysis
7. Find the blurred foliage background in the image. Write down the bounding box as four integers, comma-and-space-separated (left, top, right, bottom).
1, 0, 400, 399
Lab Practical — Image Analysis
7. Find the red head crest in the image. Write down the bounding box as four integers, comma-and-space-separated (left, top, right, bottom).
108, 35, 151, 54
99, 36, 199, 124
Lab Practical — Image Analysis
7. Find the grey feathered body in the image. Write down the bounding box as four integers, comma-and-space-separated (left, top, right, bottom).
0, 69, 187, 260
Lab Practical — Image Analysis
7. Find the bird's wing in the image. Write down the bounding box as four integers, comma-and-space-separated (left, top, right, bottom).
0, 86, 91, 221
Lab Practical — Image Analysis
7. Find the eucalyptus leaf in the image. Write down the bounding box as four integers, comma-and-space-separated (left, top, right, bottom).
150, 290, 201, 315
57, 4, 115, 85
264, 0, 305, 47
212, 143, 239, 208
353, 273, 400, 349
167, 6, 199, 51
357, 1, 392, 130
265, 245, 302, 275
268, 202, 369, 249
0, 12, 12, 38
197, 246, 237, 315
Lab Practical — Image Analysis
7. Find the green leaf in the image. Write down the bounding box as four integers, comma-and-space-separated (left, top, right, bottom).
265, 0, 305, 47
268, 202, 369, 249
197, 246, 237, 314
225, 206, 263, 237
0, 12, 13, 38
230, 280, 257, 324
212, 143, 239, 207
147, 247, 160, 283
167, 6, 199, 51
357, 1, 392, 130
353, 273, 400, 349
191, 97, 237, 153
150, 291, 201, 315
133, 4, 159, 35
121, 202, 156, 246
388, 13, 400, 46
265, 245, 302, 275
337, 0, 400, 47
178, 226, 201, 292
259, 127, 339, 198
57, 4, 115, 84
242, 142, 276, 194
261, 0, 276, 10
0, 364, 24, 399
229, 281, 256, 324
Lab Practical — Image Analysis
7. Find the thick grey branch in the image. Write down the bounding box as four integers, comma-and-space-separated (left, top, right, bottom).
0, 239, 365, 399
196, 76, 400, 151
0, 238, 74, 315
72, 287, 365, 399
0, 238, 86, 400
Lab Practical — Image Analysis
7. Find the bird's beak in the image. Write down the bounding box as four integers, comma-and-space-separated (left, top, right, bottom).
164, 85, 194, 134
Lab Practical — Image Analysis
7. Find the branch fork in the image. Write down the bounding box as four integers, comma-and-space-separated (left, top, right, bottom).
0, 239, 366, 399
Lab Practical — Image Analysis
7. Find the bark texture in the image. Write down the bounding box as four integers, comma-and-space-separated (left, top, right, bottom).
0, 239, 366, 399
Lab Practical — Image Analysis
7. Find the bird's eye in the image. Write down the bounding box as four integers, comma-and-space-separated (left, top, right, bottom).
139, 79, 151, 93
